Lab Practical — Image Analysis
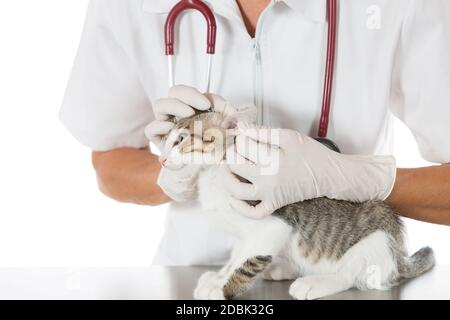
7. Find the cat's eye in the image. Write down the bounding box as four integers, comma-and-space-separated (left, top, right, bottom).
174, 133, 188, 146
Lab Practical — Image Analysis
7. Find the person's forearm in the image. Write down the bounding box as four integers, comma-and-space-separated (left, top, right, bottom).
385, 164, 450, 225
92, 148, 170, 206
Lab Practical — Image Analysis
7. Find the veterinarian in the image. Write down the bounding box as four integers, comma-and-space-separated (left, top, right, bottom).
60, 0, 450, 266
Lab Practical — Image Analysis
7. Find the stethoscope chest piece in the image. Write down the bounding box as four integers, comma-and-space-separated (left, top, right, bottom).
314, 137, 341, 153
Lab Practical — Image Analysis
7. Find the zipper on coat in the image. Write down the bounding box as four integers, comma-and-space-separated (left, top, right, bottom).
253, 41, 263, 125
252, 2, 274, 125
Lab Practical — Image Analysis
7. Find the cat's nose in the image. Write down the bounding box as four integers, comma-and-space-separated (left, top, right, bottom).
159, 158, 167, 167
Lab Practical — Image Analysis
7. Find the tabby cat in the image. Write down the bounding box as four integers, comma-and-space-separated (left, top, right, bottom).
158, 108, 434, 300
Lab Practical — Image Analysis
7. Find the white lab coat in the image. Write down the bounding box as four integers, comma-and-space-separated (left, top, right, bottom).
60, 0, 450, 266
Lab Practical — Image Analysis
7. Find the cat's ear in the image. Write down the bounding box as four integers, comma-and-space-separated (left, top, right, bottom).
221, 105, 258, 129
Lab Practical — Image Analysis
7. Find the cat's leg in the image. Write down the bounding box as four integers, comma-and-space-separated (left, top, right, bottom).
195, 246, 238, 291
194, 243, 244, 300
289, 274, 353, 300
194, 242, 278, 300
222, 255, 272, 299
194, 218, 291, 300
262, 256, 299, 281
289, 231, 398, 300
194, 266, 233, 300
195, 243, 281, 300
194, 255, 272, 300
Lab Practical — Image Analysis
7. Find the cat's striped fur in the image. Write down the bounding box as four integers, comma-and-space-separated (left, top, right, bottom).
161, 111, 435, 300
223, 255, 272, 299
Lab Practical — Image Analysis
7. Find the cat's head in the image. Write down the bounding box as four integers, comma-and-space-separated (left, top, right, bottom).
159, 106, 257, 170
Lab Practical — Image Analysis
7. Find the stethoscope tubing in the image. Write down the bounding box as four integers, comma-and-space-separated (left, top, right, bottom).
164, 0, 216, 91
319, 0, 337, 139
164, 0, 339, 147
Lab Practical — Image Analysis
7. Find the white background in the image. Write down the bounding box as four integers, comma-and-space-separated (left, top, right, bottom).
0, 0, 448, 268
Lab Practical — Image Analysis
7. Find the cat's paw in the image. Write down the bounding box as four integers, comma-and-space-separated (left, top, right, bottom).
289, 276, 339, 300
197, 271, 219, 287
263, 262, 298, 281
289, 277, 322, 300
194, 271, 226, 300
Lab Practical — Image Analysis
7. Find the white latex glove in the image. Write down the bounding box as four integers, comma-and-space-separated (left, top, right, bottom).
145, 85, 237, 150
157, 166, 200, 202
145, 85, 212, 151
221, 124, 397, 219
145, 85, 235, 202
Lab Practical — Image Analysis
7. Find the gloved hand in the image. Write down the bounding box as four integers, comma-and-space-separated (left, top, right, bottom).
221, 123, 397, 219
145, 85, 212, 151
157, 165, 200, 202
145, 85, 236, 202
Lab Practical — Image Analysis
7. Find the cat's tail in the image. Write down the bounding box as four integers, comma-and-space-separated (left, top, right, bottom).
397, 246, 435, 279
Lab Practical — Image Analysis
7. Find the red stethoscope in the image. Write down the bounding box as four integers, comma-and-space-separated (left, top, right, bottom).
164, 0, 340, 153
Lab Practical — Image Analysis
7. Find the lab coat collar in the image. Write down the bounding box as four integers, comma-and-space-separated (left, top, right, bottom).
143, 0, 327, 23
142, 0, 178, 14
281, 0, 327, 22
